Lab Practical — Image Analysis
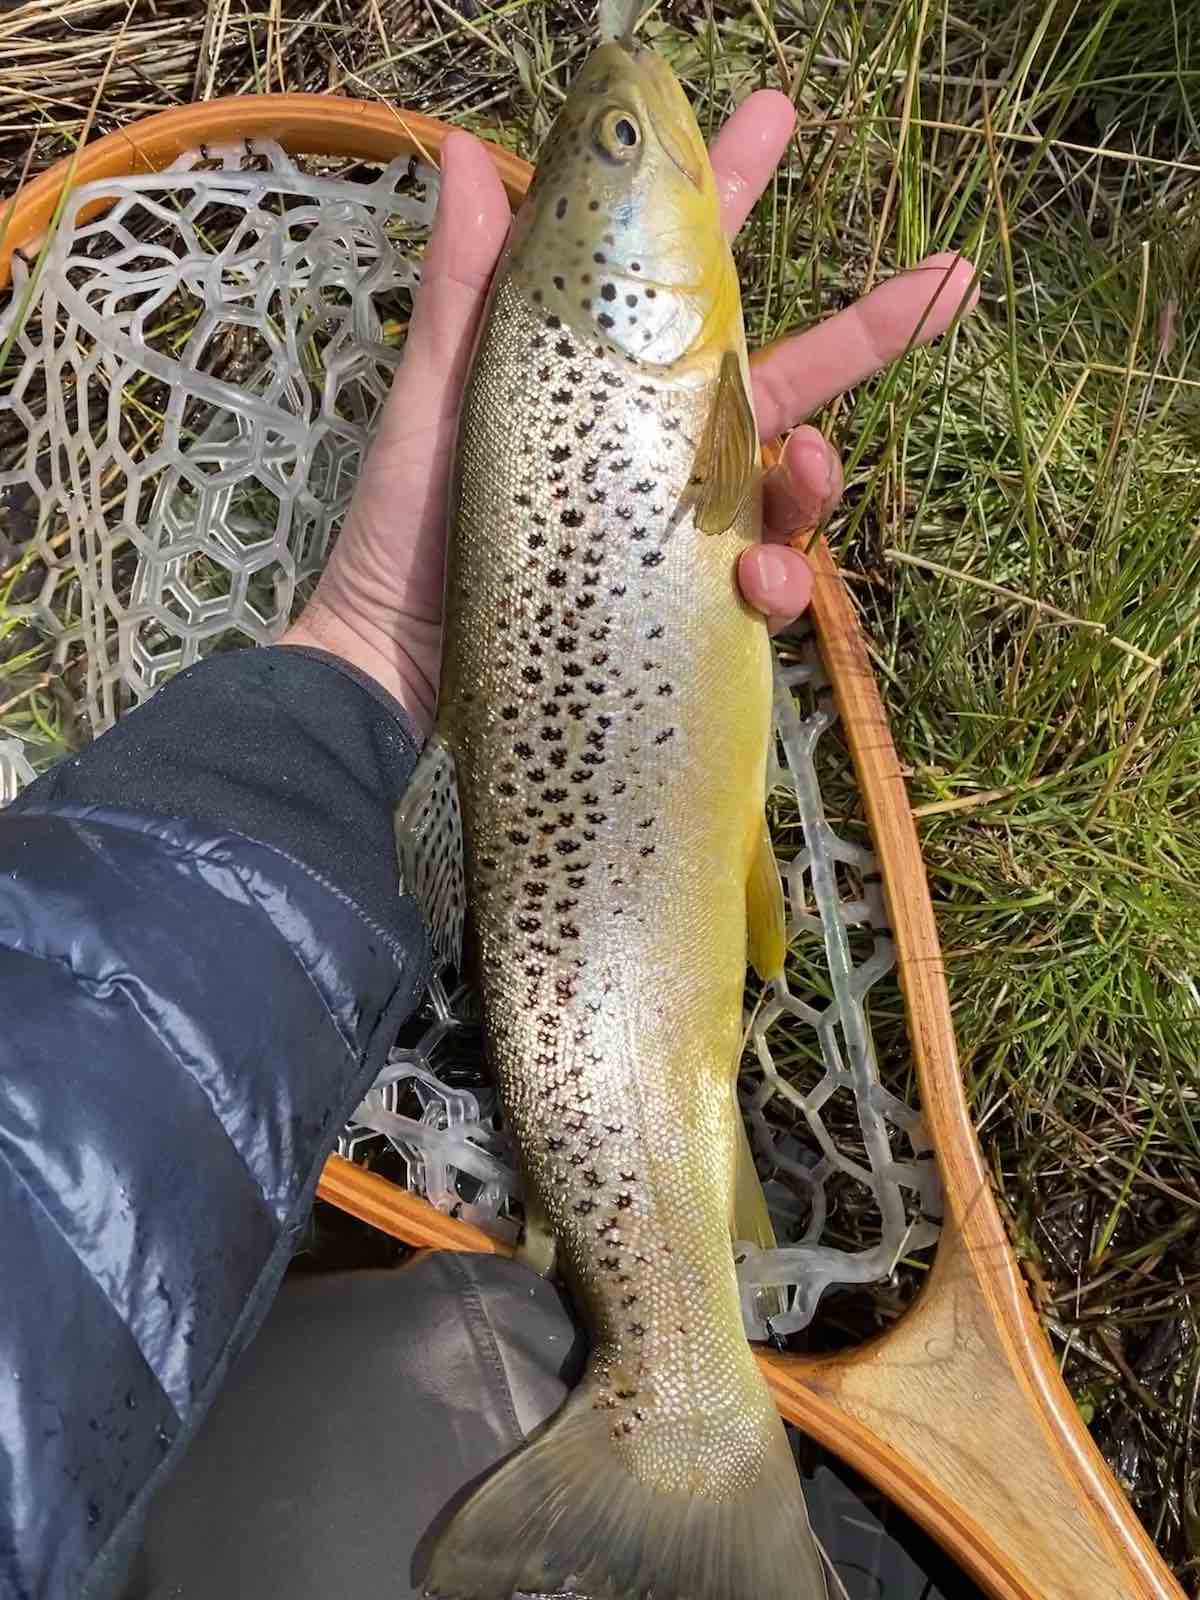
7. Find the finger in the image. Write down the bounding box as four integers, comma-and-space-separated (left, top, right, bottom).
709, 90, 796, 239
385, 131, 512, 430
737, 543, 814, 634
762, 425, 844, 537
751, 250, 980, 440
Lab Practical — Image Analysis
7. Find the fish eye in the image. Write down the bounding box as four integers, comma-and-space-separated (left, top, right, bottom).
594, 108, 642, 162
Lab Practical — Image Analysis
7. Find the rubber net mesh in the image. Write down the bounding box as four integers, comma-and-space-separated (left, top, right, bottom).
0, 140, 940, 1336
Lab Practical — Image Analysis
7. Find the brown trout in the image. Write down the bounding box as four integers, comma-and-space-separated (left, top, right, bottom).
398, 27, 827, 1600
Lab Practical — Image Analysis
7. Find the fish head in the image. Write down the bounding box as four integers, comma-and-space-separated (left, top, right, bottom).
508, 41, 740, 373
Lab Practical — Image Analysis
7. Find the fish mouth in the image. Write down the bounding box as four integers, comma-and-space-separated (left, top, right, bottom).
655, 120, 705, 189
627, 45, 705, 189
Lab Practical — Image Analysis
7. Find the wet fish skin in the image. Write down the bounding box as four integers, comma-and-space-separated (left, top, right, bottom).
417, 37, 827, 1600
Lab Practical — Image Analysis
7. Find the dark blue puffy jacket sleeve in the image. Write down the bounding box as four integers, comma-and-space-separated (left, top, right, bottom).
0, 646, 429, 1600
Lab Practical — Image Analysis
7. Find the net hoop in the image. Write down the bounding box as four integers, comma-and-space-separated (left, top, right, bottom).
0, 93, 529, 291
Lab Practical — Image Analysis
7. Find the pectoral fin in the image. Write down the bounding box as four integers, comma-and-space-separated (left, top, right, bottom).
733, 1107, 777, 1251
747, 816, 787, 981
394, 731, 465, 972
691, 349, 758, 534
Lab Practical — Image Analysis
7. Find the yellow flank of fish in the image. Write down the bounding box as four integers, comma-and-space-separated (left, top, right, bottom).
405, 33, 828, 1600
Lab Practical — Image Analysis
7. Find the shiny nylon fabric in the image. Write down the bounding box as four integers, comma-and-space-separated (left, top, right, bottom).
0, 806, 427, 1599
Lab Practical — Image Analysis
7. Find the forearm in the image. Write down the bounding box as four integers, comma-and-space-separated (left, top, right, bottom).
1, 646, 429, 1599
282, 594, 439, 739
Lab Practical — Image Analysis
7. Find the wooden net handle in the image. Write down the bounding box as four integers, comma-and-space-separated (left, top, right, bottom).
4, 93, 1180, 1600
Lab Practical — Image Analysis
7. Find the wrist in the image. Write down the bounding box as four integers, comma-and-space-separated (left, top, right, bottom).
280, 601, 438, 737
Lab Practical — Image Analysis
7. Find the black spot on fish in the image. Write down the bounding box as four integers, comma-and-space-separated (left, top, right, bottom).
555, 196, 568, 219
598, 313, 615, 330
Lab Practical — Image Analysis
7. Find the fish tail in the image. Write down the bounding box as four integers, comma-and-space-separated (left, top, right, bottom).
422, 1372, 827, 1600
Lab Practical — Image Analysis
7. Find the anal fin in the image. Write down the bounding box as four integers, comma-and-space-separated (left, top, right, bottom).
733, 1105, 777, 1252
747, 815, 787, 981
394, 732, 465, 972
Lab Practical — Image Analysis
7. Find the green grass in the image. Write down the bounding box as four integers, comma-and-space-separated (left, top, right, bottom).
2, 0, 1198, 1581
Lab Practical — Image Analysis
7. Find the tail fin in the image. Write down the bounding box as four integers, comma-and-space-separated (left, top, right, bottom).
423, 1379, 827, 1600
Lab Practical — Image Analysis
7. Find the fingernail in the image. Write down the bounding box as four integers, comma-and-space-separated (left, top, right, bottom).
791, 434, 829, 487
752, 547, 791, 594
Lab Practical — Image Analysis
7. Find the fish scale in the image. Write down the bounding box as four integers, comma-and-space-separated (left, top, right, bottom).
409, 34, 828, 1600
445, 277, 775, 1499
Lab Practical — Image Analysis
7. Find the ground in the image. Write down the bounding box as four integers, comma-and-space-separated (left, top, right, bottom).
1, 0, 1198, 1588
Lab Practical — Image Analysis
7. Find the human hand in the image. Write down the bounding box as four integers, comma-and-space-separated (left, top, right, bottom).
282, 94, 978, 736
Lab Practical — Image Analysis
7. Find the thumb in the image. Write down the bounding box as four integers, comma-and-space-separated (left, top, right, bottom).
384, 130, 512, 435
